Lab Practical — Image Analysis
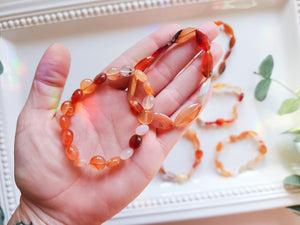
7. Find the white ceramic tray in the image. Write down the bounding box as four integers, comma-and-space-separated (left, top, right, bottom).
1, 0, 300, 224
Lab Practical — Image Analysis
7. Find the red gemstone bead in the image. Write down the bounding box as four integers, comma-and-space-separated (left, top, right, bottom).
62, 129, 73, 146
129, 99, 143, 114
195, 149, 203, 160
201, 51, 213, 78
129, 134, 142, 149
195, 29, 210, 51
71, 89, 84, 104
59, 115, 70, 130
238, 93, 244, 102
135, 56, 155, 71
94, 72, 107, 84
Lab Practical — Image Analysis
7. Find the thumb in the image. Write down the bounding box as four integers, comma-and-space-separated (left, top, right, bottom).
24, 43, 71, 113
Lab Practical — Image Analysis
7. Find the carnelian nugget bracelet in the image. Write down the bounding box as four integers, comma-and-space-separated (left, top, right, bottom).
160, 129, 203, 184
215, 131, 267, 177
58, 22, 227, 171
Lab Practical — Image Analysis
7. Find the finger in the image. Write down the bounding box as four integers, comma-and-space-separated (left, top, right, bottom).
152, 42, 222, 116
24, 43, 71, 112
103, 24, 183, 88
139, 22, 220, 96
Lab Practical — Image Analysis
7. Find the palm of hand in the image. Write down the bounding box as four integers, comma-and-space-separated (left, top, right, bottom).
13, 23, 220, 225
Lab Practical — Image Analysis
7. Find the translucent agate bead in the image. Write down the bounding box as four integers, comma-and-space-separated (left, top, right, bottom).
144, 81, 154, 95
138, 109, 153, 125
61, 101, 74, 116
89, 155, 106, 171
129, 99, 143, 114
66, 145, 79, 161
120, 148, 134, 160
151, 113, 174, 129
59, 115, 70, 130
135, 69, 147, 82
142, 94, 155, 110
106, 67, 120, 80
107, 157, 121, 167
80, 79, 96, 94
62, 129, 73, 146
120, 65, 135, 77
174, 103, 202, 126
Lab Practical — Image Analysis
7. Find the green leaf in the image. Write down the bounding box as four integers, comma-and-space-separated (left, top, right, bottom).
0, 206, 4, 225
278, 98, 300, 115
259, 55, 274, 78
284, 126, 300, 134
295, 87, 300, 97
255, 78, 271, 101
288, 205, 300, 215
284, 175, 300, 186
0, 61, 3, 75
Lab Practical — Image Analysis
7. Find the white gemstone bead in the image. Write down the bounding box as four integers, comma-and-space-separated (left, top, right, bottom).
198, 77, 211, 104
135, 124, 149, 136
176, 172, 188, 184
120, 147, 134, 160
142, 94, 155, 110
120, 65, 135, 77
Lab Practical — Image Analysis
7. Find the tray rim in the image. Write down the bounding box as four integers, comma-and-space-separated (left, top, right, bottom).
1, 0, 300, 224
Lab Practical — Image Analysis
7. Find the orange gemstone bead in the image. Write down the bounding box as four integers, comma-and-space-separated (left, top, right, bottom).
229, 36, 236, 48
215, 118, 225, 126
89, 155, 106, 171
62, 129, 73, 146
61, 101, 74, 116
176, 27, 196, 44
174, 103, 202, 126
129, 134, 142, 149
80, 79, 96, 94
201, 51, 213, 78
128, 76, 138, 97
135, 69, 147, 82
230, 135, 238, 142
216, 142, 223, 152
129, 99, 143, 114
94, 72, 107, 84
144, 81, 154, 95
218, 61, 226, 75
66, 144, 79, 161
106, 67, 120, 80
223, 23, 234, 36
151, 112, 174, 129
71, 89, 84, 104
138, 109, 153, 125
215, 160, 223, 169
59, 115, 70, 130
135, 56, 155, 71
152, 42, 172, 58
107, 157, 121, 168
259, 145, 267, 154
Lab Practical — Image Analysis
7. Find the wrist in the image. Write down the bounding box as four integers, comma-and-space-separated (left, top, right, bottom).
8, 197, 64, 225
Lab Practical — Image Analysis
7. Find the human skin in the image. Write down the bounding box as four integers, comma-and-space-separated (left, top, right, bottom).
8, 22, 221, 225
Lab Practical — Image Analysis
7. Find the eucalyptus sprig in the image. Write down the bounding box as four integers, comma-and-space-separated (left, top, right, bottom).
255, 56, 300, 213
0, 206, 4, 225
254, 55, 300, 115
0, 60, 3, 75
